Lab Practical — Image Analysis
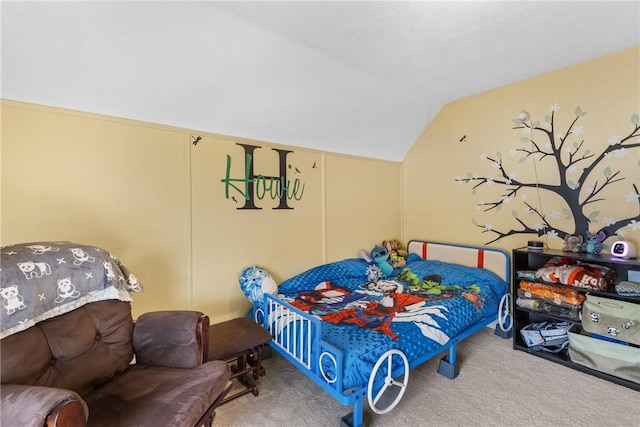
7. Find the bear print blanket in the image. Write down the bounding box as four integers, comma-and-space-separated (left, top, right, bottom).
0, 242, 143, 339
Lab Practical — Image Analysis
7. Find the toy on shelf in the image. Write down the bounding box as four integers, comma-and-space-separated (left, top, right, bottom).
581, 231, 606, 255
562, 234, 583, 253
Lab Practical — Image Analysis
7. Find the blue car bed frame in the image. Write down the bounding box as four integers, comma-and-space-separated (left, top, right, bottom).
254, 240, 512, 427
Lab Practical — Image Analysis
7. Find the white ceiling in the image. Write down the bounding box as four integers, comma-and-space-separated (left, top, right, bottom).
2, 1, 639, 161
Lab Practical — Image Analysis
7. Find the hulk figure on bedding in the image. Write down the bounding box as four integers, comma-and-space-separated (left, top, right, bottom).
396, 268, 461, 295
396, 268, 484, 311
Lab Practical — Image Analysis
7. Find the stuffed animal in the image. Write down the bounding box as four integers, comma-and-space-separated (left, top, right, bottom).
360, 245, 394, 277
239, 266, 278, 304
365, 264, 384, 282
562, 234, 583, 253
581, 231, 607, 255
382, 239, 408, 269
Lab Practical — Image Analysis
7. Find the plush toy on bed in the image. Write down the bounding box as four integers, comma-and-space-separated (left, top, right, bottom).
239, 265, 278, 304
359, 246, 394, 277
365, 265, 385, 282
382, 239, 408, 269
370, 246, 394, 276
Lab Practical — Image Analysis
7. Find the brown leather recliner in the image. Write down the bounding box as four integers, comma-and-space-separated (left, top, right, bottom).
0, 300, 231, 427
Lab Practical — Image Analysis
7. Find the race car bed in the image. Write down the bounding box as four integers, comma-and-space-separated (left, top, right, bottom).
253, 240, 511, 426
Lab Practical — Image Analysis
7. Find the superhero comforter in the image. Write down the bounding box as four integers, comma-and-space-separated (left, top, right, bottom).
273, 253, 508, 391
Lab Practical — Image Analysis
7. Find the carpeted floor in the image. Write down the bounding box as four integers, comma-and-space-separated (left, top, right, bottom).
214, 327, 639, 427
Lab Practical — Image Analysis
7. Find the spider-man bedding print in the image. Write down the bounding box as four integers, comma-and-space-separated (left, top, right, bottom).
275, 253, 508, 391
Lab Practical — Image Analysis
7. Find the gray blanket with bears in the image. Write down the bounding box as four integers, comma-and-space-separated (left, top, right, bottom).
1, 242, 142, 339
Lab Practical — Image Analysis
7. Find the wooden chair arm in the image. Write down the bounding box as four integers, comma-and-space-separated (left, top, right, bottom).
45, 399, 87, 427
1, 384, 88, 427
197, 314, 210, 364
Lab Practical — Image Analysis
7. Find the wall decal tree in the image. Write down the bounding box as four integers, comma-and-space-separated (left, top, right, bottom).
455, 105, 640, 245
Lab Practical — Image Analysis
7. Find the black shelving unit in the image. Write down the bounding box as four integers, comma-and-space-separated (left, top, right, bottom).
512, 248, 640, 391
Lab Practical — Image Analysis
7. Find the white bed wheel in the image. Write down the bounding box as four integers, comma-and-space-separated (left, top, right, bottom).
498, 293, 512, 332
367, 349, 409, 415
253, 306, 265, 324
319, 351, 338, 384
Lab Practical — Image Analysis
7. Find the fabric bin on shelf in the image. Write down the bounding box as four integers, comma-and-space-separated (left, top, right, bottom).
581, 294, 640, 346
568, 326, 640, 384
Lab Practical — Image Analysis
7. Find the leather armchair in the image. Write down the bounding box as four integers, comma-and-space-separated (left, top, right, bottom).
1, 300, 231, 427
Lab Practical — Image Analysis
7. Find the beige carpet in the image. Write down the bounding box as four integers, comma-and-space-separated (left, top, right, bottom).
214, 328, 639, 427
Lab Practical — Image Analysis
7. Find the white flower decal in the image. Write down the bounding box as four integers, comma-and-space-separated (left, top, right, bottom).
608, 135, 622, 146
625, 192, 640, 202
614, 148, 628, 158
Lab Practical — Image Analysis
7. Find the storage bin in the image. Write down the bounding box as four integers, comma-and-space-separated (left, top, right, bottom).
581, 294, 640, 346
568, 327, 640, 384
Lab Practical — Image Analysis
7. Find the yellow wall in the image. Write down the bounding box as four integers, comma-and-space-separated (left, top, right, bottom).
403, 46, 640, 254
1, 104, 192, 315
3, 46, 638, 322
1, 102, 401, 322
325, 155, 402, 261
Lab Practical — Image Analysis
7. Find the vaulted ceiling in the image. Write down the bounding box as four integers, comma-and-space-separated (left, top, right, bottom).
2, 1, 639, 161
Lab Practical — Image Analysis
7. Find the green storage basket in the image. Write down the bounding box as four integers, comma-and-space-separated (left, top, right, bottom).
568, 327, 640, 384
581, 294, 640, 346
